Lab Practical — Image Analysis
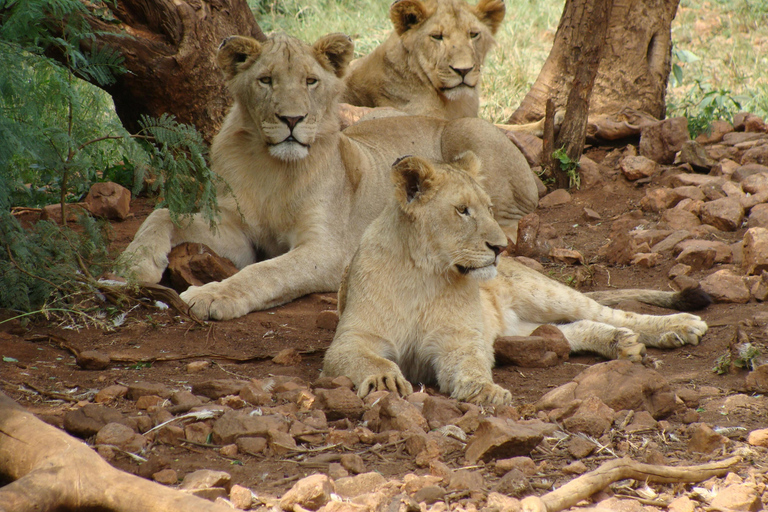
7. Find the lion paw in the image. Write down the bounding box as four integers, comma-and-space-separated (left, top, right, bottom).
453, 381, 512, 406
119, 250, 168, 283
615, 328, 646, 362
650, 314, 708, 349
180, 283, 250, 321
358, 373, 413, 398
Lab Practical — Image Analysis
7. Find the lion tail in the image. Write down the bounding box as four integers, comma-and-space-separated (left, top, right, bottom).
585, 286, 712, 312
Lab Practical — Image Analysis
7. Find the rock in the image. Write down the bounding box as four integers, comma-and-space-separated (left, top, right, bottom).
493, 468, 530, 497
669, 173, 724, 188
631, 252, 660, 267
640, 188, 677, 212
166, 243, 239, 291
620, 155, 658, 180
280, 474, 335, 511
538, 189, 571, 208
239, 380, 273, 406
236, 436, 267, 454
40, 202, 89, 224
153, 468, 179, 485
687, 423, 728, 453
494, 456, 536, 477
186, 360, 211, 373
624, 410, 658, 432
562, 396, 615, 436
668, 263, 692, 279
700, 197, 745, 231
212, 411, 289, 444
126, 381, 172, 400
695, 119, 734, 144
549, 247, 585, 265
76, 350, 112, 370
94, 385, 128, 403
377, 393, 428, 433
723, 131, 767, 146
504, 131, 543, 167
741, 143, 768, 166
651, 230, 693, 253
562, 460, 588, 475
745, 364, 768, 393
639, 117, 690, 164
192, 379, 249, 400
536, 360, 676, 419
733, 163, 768, 182
494, 325, 569, 368
180, 469, 232, 491
186, 488, 228, 501
313, 387, 365, 421
335, 472, 387, 498
748, 204, 768, 229
185, 422, 213, 444
422, 395, 463, 430
583, 207, 602, 221
412, 485, 446, 504
63, 404, 125, 437
710, 484, 762, 511
272, 348, 302, 366
316, 310, 339, 330
447, 469, 485, 492
84, 182, 131, 220
268, 429, 298, 455
464, 418, 545, 463
674, 140, 716, 171
514, 213, 564, 259
340, 453, 366, 475
485, 492, 522, 512
230, 484, 254, 510
675, 239, 733, 264
135, 395, 163, 410
95, 422, 147, 453
741, 172, 768, 194
660, 208, 701, 231
701, 269, 750, 303
566, 436, 596, 458
743, 227, 768, 275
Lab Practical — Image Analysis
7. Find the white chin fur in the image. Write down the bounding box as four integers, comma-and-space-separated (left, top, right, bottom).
443, 86, 474, 101
467, 265, 497, 281
268, 142, 309, 161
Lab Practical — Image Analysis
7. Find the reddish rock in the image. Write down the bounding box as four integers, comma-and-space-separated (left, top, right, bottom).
94, 385, 128, 403
651, 230, 693, 253
192, 379, 249, 400
746, 364, 768, 393
695, 119, 733, 144
639, 117, 690, 164
85, 181, 131, 220
422, 395, 463, 430
272, 348, 302, 366
153, 468, 179, 485
268, 429, 298, 455
700, 197, 745, 231
674, 140, 716, 171
127, 381, 172, 400
135, 395, 163, 410
313, 387, 365, 421
180, 469, 232, 491
494, 326, 569, 368
335, 472, 387, 498
316, 310, 339, 330
741, 143, 768, 166
239, 380, 273, 406
185, 422, 213, 444
743, 227, 768, 275
620, 155, 658, 180
464, 417, 546, 463
229, 484, 254, 510
701, 269, 750, 303
733, 163, 768, 183
660, 208, 701, 230
96, 422, 147, 453
236, 436, 267, 454
640, 187, 677, 212
40, 202, 89, 224
710, 484, 762, 512
669, 173, 724, 188
538, 188, 571, 208
566, 436, 596, 458
166, 243, 239, 291
63, 404, 125, 437
211, 411, 289, 444
747, 428, 768, 447
377, 393, 428, 433
562, 396, 615, 436
631, 252, 660, 267
280, 475, 336, 511
674, 244, 716, 271
549, 247, 585, 265
687, 423, 728, 453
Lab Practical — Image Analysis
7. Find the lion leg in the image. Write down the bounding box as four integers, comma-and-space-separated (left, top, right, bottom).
322, 333, 413, 399
585, 309, 708, 350
557, 321, 646, 361
119, 207, 255, 283
433, 339, 511, 406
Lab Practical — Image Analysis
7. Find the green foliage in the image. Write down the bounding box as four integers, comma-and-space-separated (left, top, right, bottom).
552, 147, 581, 189
669, 47, 700, 88
713, 343, 762, 375
668, 80, 750, 138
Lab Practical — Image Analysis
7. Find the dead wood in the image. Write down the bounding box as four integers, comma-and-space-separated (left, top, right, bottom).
0, 391, 235, 512
520, 455, 741, 512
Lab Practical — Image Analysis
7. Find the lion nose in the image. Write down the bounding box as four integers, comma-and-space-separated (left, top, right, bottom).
277, 115, 305, 130
450, 66, 472, 78
486, 241, 506, 256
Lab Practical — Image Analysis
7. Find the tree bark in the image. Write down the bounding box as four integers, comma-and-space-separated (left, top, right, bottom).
509, 0, 679, 125
76, 0, 265, 143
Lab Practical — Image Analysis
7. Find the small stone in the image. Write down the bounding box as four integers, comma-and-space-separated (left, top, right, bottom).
538, 189, 571, 208
583, 207, 602, 221
40, 202, 89, 224
464, 417, 545, 463
127, 381, 172, 400
640, 188, 677, 212
94, 385, 128, 403
268, 429, 298, 455
185, 422, 213, 444
180, 469, 232, 492
675, 244, 717, 271
494, 456, 536, 476
667, 496, 696, 512
743, 227, 768, 275
212, 411, 289, 444
639, 117, 690, 164
412, 485, 446, 505
230, 484, 254, 510
135, 395, 163, 410
700, 197, 745, 231
674, 140, 716, 171
668, 263, 691, 279
153, 468, 179, 485
562, 460, 588, 475
492, 468, 530, 497
335, 472, 387, 498
377, 393, 428, 433
313, 387, 365, 421
687, 423, 728, 453
192, 379, 249, 400
747, 428, 768, 447
219, 444, 238, 457
316, 310, 339, 330
624, 410, 658, 432
272, 348, 302, 366
701, 269, 750, 304
166, 242, 239, 291
95, 422, 147, 453
186, 360, 211, 373
631, 252, 660, 268
660, 208, 701, 231
422, 395, 463, 430
485, 492, 522, 512
340, 453, 366, 474
549, 247, 585, 265
236, 436, 267, 455
748, 204, 768, 229
85, 182, 131, 220
76, 350, 111, 370
745, 364, 768, 393
566, 436, 595, 458
563, 396, 615, 436
620, 155, 659, 180
63, 404, 125, 438
710, 484, 762, 511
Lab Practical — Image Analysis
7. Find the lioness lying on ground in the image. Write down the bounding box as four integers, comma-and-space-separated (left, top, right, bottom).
322, 154, 709, 405
119, 32, 538, 320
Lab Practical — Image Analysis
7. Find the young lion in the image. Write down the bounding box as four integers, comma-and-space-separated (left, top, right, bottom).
322, 154, 708, 405
119, 32, 538, 320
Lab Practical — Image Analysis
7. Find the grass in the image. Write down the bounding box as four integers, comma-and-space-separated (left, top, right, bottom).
253, 0, 768, 123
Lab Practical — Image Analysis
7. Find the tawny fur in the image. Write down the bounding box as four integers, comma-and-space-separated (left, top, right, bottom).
118, 33, 538, 320
322, 156, 709, 406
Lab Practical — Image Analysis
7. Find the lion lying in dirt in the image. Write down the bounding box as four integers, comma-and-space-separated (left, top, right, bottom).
322, 154, 709, 405
119, 32, 538, 320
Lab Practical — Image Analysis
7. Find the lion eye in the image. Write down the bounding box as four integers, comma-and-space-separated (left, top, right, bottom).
306, 77, 318, 86
430, 33, 443, 41
456, 205, 470, 216
259, 76, 272, 85
470, 31, 480, 39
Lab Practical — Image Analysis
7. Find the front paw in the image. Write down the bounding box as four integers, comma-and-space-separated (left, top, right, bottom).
180, 283, 250, 321
358, 373, 413, 399
652, 314, 708, 349
119, 250, 167, 283
453, 381, 512, 406
614, 328, 646, 362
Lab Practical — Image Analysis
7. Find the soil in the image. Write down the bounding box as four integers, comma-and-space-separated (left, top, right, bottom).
1, 144, 767, 508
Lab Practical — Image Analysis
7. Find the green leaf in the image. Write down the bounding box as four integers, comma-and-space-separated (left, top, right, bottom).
3, 356, 18, 362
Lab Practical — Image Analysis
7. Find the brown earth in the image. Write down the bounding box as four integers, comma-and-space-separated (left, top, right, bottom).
1, 143, 767, 509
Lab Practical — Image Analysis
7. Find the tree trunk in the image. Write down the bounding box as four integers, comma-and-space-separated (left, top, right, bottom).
77, 0, 265, 143
509, 0, 679, 125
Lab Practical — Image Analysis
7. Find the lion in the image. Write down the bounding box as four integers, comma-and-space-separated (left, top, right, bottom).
322, 154, 709, 406
118, 32, 539, 321
341, 0, 550, 134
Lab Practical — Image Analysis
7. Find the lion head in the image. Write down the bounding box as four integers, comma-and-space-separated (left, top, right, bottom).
391, 152, 508, 280
390, 0, 504, 101
216, 33, 354, 161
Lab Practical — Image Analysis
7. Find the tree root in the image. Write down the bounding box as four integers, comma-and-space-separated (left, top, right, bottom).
0, 392, 234, 512
521, 455, 741, 512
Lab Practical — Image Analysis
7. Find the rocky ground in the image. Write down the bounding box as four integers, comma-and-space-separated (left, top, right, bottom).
2, 111, 768, 512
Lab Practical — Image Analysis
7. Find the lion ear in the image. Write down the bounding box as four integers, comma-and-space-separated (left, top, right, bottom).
391, 155, 438, 208
474, 0, 505, 34
313, 33, 355, 77
390, 0, 429, 35
217, 36, 262, 81
451, 151, 481, 178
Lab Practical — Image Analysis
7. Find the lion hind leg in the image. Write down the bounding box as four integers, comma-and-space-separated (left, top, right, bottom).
558, 320, 646, 362
589, 308, 708, 350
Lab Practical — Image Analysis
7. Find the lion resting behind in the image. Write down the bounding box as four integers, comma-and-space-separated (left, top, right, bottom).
119, 32, 537, 320
322, 154, 708, 405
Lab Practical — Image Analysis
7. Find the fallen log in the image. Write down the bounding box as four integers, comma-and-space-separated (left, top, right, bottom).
520, 455, 741, 512
0, 391, 234, 512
